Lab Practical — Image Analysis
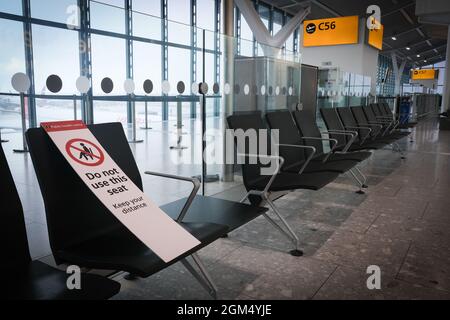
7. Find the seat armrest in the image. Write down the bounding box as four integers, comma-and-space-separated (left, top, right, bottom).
144, 171, 200, 222
276, 144, 316, 175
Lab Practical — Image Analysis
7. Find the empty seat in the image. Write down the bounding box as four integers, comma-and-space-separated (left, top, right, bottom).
227, 112, 340, 256
293, 110, 372, 163
266, 110, 368, 192
0, 139, 121, 300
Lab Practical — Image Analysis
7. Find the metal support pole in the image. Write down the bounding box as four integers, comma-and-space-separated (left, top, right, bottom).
13, 93, 29, 153
442, 26, 450, 112
125, 0, 134, 124
73, 95, 77, 120
190, 0, 197, 118
170, 98, 188, 150
140, 99, 152, 129
22, 0, 36, 128
222, 0, 235, 182
78, 0, 93, 124
127, 96, 143, 144
161, 0, 169, 121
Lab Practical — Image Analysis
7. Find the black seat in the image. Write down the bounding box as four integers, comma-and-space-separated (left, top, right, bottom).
227, 112, 339, 256
297, 109, 371, 162
226, 112, 339, 193
266, 110, 370, 192
26, 122, 265, 298
320, 108, 385, 151
364, 105, 410, 140
266, 110, 359, 173
0, 139, 121, 300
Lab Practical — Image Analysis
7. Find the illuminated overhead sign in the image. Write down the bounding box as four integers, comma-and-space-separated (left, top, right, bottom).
411, 69, 437, 80
303, 16, 359, 47
367, 22, 383, 50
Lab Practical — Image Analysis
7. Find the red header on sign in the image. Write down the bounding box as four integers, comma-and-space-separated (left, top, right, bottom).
41, 120, 87, 132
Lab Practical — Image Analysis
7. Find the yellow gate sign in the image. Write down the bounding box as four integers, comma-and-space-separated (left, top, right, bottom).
303, 16, 359, 47
367, 23, 383, 50
411, 69, 436, 80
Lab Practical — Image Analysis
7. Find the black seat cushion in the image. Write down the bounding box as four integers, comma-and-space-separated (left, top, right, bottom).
314, 151, 372, 162
248, 171, 339, 192
284, 158, 358, 174
2, 260, 120, 300
56, 221, 227, 278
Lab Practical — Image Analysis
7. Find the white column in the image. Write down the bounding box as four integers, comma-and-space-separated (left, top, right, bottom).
442, 26, 450, 112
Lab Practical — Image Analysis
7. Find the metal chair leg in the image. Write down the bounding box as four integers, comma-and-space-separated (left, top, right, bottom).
354, 166, 368, 188
181, 254, 218, 299
264, 196, 303, 256
348, 169, 365, 194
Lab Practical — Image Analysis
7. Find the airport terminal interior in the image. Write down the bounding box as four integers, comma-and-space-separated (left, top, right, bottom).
1, 0, 450, 301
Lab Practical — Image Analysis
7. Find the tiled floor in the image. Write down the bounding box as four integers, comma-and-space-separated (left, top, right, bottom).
2, 116, 450, 299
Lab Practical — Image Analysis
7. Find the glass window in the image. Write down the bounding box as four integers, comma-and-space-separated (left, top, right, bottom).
197, 0, 215, 31
31, 0, 77, 25
133, 0, 160, 17
91, 34, 126, 95
273, 10, 283, 35
32, 25, 79, 95
93, 100, 127, 124
0, 0, 22, 15
240, 15, 253, 41
168, 47, 190, 95
0, 19, 25, 93
133, 41, 162, 95
168, 0, 191, 46
240, 15, 254, 56
90, 0, 125, 34
133, 10, 161, 40
0, 19, 25, 131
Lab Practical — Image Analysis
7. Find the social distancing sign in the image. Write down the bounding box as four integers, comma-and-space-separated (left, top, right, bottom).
41, 120, 201, 263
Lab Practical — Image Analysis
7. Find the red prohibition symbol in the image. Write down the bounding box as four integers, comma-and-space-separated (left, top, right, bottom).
65, 138, 105, 167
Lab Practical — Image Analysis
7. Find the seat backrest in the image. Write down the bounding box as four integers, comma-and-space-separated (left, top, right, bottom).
265, 110, 308, 167
363, 105, 378, 122
382, 102, 392, 116
370, 104, 383, 117
351, 106, 370, 126
227, 113, 277, 191
0, 140, 31, 269
26, 123, 143, 257
292, 110, 324, 154
319, 108, 347, 146
337, 108, 361, 143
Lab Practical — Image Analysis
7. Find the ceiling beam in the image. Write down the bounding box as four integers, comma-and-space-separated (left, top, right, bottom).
412, 44, 447, 56
281, 0, 310, 10
382, 1, 415, 18
310, 0, 342, 17
382, 38, 434, 53
384, 23, 423, 38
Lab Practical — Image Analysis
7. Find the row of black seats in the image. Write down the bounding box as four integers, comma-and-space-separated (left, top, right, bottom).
321, 103, 410, 159
0, 101, 409, 299
225, 103, 411, 259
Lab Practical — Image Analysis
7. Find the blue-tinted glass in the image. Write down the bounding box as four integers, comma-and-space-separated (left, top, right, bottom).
133, 0, 160, 17
168, 0, 190, 45
0, 18, 25, 131
134, 41, 161, 95
91, 34, 126, 95
32, 25, 79, 95
133, 10, 161, 40
0, 19, 25, 92
0, 0, 22, 15
90, 1, 125, 34
31, 0, 78, 25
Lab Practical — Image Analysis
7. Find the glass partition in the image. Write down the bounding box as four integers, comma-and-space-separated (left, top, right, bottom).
0, 1, 302, 202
